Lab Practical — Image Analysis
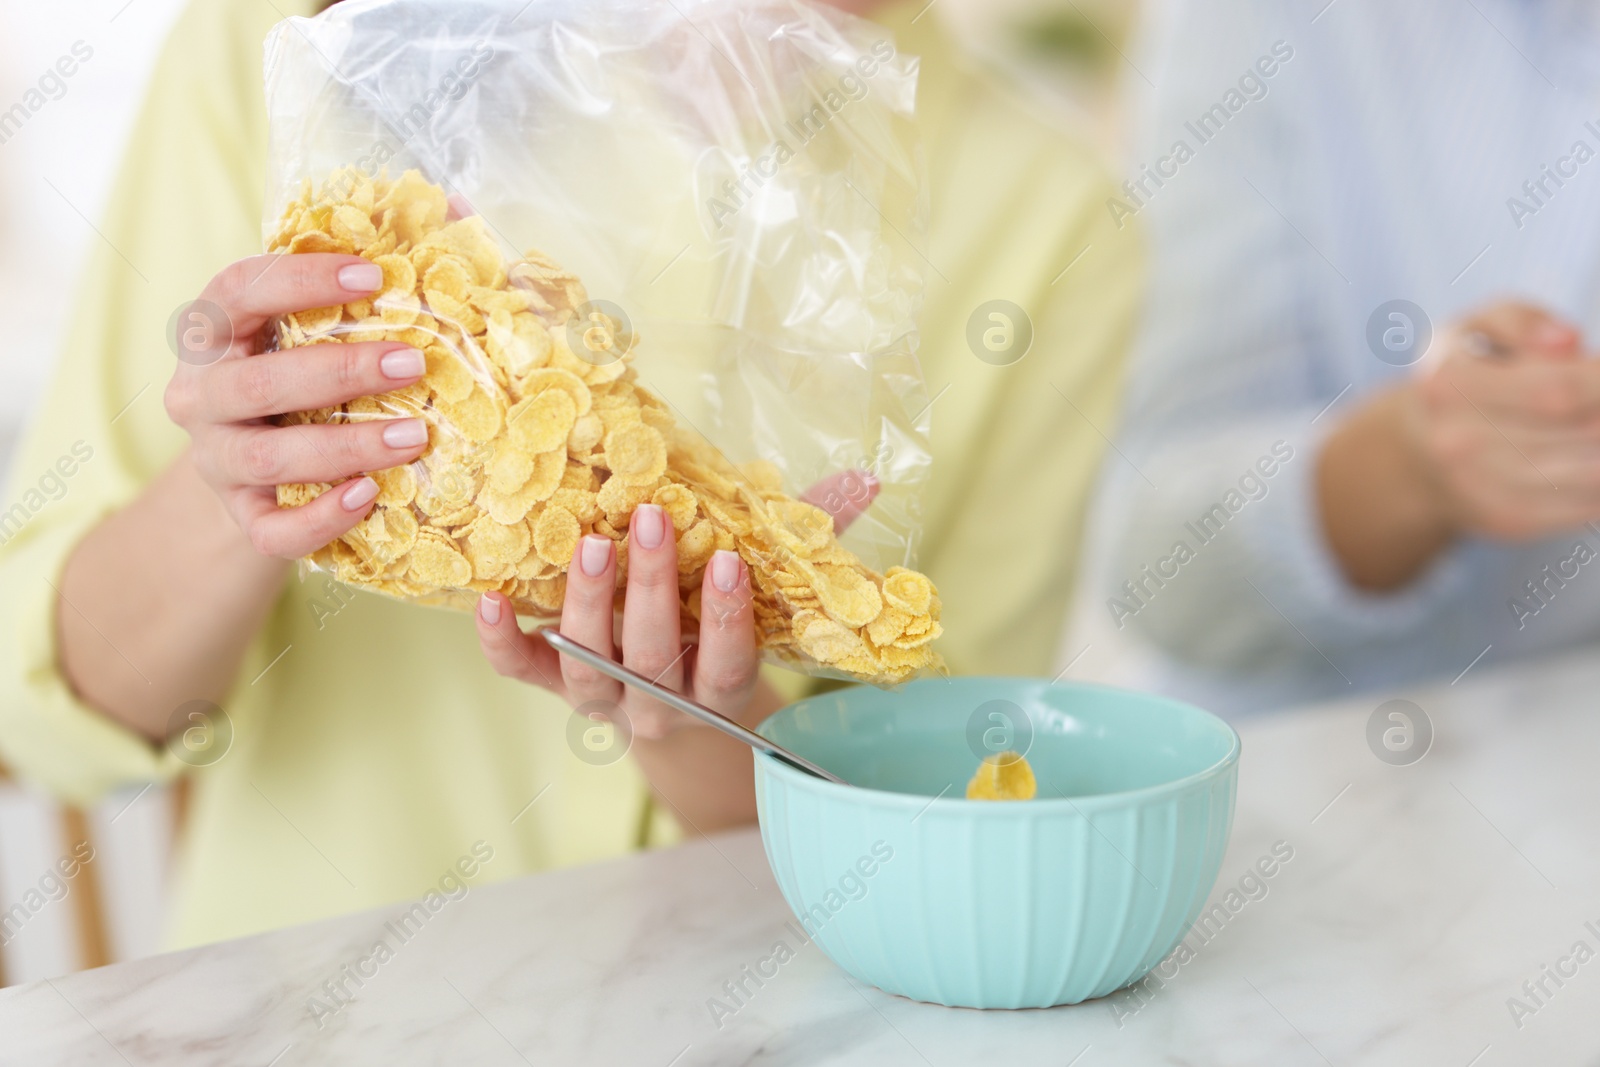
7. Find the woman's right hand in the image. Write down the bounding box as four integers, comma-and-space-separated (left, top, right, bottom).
163, 254, 430, 559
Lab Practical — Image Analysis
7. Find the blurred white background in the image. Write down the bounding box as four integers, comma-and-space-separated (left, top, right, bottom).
0, 0, 189, 986
0, 0, 1140, 985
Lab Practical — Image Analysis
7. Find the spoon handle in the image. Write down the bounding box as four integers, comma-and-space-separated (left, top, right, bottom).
535, 627, 847, 786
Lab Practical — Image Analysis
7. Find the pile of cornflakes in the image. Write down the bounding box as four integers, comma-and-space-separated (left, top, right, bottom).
966, 751, 1037, 801
269, 167, 943, 684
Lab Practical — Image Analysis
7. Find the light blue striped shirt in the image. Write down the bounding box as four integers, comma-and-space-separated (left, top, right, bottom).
1080, 0, 1600, 713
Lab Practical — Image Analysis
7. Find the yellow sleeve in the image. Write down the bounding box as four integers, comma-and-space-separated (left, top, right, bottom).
901, 87, 1142, 681
930, 172, 1141, 677
0, 0, 311, 804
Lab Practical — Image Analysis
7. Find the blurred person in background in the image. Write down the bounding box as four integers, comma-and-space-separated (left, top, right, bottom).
1080, 0, 1600, 714
0, 0, 1137, 948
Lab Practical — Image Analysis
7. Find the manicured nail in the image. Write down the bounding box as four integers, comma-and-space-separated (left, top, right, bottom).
710, 550, 741, 593
341, 477, 378, 511
382, 418, 428, 448
634, 504, 666, 550
380, 347, 425, 379
579, 535, 611, 577
338, 263, 383, 292
478, 593, 501, 625
1535, 322, 1574, 346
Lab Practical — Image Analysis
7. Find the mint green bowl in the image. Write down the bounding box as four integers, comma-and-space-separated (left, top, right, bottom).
753, 677, 1240, 1009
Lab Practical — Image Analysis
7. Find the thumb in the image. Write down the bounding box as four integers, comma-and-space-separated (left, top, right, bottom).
1462, 302, 1582, 362
1523, 318, 1583, 361
800, 469, 880, 535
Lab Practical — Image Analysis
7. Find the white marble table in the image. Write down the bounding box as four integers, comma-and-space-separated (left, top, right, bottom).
5, 651, 1600, 1067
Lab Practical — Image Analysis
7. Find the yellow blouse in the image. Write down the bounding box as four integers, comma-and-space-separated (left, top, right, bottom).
0, 0, 1139, 949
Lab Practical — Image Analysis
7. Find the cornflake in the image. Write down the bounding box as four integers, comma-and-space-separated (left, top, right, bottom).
271, 167, 942, 684
966, 751, 1037, 801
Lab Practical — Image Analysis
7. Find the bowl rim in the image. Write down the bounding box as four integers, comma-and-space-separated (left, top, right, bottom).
754, 675, 1242, 812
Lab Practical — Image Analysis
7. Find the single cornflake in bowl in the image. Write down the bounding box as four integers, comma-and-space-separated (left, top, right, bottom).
966, 751, 1037, 801
269, 166, 943, 685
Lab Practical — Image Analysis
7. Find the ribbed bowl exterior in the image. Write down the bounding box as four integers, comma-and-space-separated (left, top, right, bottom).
754, 686, 1239, 1009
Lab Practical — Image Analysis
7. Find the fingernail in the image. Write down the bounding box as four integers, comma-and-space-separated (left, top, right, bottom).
478, 593, 501, 625
380, 347, 425, 379
341, 477, 378, 511
1535, 322, 1574, 345
579, 535, 611, 577
338, 263, 383, 292
634, 504, 666, 550
710, 550, 741, 593
382, 418, 428, 448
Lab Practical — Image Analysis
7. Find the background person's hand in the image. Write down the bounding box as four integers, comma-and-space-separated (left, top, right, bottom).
163, 254, 430, 559
1319, 300, 1600, 589
1406, 301, 1599, 539
475, 470, 879, 740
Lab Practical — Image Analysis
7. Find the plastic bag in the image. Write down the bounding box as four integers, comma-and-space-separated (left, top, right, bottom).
261, 0, 942, 683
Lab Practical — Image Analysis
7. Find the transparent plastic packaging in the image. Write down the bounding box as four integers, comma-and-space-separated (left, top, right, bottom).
261, 0, 942, 683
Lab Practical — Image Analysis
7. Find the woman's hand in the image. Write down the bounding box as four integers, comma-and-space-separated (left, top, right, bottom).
162, 254, 431, 558
475, 470, 878, 740
476, 504, 764, 741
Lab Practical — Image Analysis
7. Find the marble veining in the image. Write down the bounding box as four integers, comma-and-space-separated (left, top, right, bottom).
5, 650, 1600, 1065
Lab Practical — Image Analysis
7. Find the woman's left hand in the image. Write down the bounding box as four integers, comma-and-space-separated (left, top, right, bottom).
475, 503, 764, 740
474, 470, 877, 740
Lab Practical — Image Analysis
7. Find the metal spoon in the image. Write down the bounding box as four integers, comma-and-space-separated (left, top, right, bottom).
536, 627, 848, 786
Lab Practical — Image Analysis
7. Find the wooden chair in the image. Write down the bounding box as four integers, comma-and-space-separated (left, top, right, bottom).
0, 759, 139, 984
58, 806, 111, 972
